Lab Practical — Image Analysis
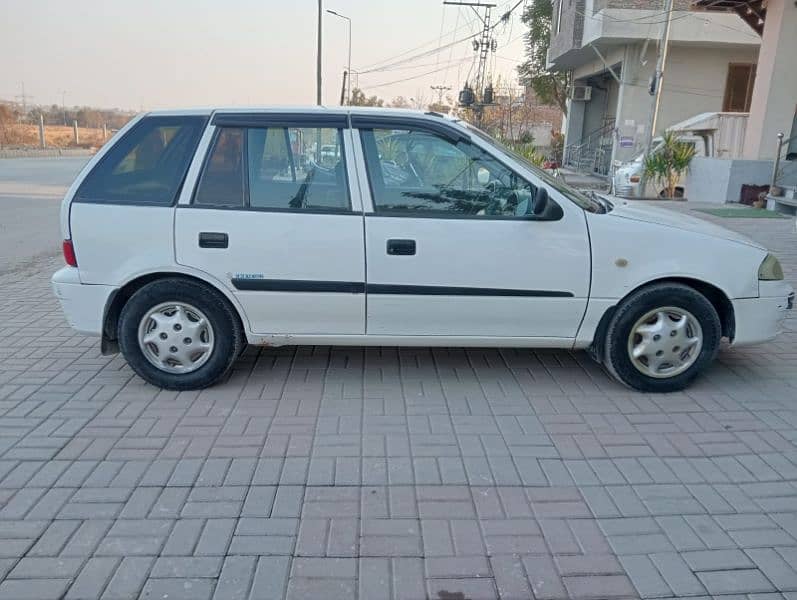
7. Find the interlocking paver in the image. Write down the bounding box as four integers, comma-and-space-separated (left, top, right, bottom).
0, 203, 796, 598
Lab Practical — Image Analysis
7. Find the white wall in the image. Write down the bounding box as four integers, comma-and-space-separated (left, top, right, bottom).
583, 8, 762, 48
687, 157, 797, 203
610, 42, 759, 162
743, 0, 797, 159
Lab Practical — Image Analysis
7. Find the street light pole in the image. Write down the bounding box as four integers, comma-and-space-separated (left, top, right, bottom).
643, 0, 674, 156
326, 10, 351, 105
316, 0, 323, 105
61, 91, 67, 126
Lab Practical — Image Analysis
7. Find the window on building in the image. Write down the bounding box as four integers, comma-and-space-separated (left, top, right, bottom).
723, 63, 756, 112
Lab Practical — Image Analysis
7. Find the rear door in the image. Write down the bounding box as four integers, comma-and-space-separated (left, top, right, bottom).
175, 112, 365, 335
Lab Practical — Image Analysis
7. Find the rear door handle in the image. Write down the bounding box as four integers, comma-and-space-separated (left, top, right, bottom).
198, 232, 228, 249
387, 239, 416, 256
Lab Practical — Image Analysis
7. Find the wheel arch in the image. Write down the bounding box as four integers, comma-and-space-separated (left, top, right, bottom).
101, 270, 248, 355
589, 276, 735, 362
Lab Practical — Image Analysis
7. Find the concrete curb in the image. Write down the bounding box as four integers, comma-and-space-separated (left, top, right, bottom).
0, 148, 96, 159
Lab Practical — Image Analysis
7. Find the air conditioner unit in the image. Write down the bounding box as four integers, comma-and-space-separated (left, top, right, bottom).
569, 86, 592, 101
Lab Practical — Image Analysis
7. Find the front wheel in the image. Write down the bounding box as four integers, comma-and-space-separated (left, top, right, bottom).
118, 278, 244, 390
603, 283, 721, 392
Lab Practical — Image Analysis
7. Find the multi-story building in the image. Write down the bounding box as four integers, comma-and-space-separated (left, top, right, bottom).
548, 0, 760, 175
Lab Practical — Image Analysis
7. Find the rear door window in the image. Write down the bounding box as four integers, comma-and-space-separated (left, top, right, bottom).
75, 115, 207, 205
192, 124, 350, 211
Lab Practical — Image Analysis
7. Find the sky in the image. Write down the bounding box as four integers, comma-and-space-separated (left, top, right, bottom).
1, 0, 528, 111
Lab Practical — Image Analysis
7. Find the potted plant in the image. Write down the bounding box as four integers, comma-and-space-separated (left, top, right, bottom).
643, 131, 697, 199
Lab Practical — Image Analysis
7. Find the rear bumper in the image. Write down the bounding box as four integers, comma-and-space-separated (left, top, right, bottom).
51, 267, 116, 336
732, 280, 794, 346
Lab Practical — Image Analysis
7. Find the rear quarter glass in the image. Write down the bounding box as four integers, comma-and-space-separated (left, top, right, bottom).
74, 115, 208, 206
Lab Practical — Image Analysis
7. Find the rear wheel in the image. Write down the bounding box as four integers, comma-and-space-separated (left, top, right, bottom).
603, 283, 721, 392
118, 278, 243, 390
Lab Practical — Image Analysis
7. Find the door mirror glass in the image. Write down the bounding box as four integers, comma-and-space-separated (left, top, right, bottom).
533, 187, 549, 216
476, 166, 490, 186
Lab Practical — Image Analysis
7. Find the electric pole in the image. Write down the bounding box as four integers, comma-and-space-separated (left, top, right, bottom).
15, 81, 33, 115
430, 85, 452, 105
643, 0, 674, 155
443, 1, 495, 99
316, 0, 323, 105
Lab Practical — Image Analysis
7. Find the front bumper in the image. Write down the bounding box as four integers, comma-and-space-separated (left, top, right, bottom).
51, 267, 116, 336
731, 280, 794, 346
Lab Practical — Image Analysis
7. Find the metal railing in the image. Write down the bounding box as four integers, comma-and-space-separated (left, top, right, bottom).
564, 119, 616, 177
770, 131, 797, 191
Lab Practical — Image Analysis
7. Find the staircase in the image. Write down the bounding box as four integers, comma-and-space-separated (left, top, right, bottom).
564, 120, 615, 177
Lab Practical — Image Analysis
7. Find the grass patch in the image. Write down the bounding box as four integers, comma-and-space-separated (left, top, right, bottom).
694, 207, 787, 219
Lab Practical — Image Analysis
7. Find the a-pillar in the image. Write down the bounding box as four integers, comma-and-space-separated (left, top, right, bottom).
743, 0, 797, 160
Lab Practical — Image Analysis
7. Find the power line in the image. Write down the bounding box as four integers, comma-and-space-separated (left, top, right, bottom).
356, 10, 482, 72
364, 58, 472, 90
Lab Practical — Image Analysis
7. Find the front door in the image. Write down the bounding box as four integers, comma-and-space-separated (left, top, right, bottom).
176, 113, 365, 335
356, 121, 590, 340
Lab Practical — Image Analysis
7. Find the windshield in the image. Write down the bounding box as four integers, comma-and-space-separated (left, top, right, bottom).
461, 122, 605, 213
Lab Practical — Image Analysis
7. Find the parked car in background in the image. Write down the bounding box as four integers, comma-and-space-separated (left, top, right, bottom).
53, 107, 792, 392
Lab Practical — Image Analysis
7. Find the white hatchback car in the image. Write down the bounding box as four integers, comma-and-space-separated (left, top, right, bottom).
52, 107, 793, 392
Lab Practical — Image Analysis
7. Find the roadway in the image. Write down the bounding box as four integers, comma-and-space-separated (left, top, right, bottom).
0, 156, 88, 275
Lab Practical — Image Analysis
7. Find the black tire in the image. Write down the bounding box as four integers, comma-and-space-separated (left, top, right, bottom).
603, 283, 721, 392
118, 278, 244, 390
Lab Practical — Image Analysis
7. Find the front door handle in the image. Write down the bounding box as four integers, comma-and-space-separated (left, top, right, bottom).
198, 232, 228, 249
387, 239, 416, 256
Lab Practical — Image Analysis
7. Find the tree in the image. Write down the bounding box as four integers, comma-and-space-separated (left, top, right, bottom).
517, 0, 570, 116
389, 96, 411, 109
643, 131, 697, 198
349, 88, 384, 107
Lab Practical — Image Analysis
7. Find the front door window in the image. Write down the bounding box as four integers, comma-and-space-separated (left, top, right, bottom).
360, 128, 538, 218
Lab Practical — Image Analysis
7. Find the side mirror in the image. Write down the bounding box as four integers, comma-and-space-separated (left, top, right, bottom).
533, 187, 550, 216
477, 167, 491, 186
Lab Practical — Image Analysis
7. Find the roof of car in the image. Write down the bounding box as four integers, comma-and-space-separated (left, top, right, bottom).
145, 106, 458, 121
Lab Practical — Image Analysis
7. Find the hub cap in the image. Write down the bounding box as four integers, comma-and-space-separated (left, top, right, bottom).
137, 302, 214, 374
627, 307, 703, 379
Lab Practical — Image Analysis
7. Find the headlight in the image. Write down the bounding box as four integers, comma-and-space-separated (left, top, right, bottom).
758, 253, 784, 280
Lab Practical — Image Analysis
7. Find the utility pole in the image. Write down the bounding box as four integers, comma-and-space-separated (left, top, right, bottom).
316, 0, 323, 105
443, 1, 495, 98
443, 1, 496, 124
62, 91, 67, 126
15, 81, 33, 116
430, 85, 452, 105
643, 0, 674, 155
340, 71, 348, 106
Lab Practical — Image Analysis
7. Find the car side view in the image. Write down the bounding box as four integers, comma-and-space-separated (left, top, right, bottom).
52, 107, 794, 392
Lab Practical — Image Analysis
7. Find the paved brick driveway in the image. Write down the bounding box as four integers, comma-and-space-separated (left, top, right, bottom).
0, 205, 795, 599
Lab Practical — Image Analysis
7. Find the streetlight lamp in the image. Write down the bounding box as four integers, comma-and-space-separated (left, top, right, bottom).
326, 9, 351, 105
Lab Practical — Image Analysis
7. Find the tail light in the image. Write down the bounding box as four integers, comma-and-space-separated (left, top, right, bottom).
62, 239, 77, 267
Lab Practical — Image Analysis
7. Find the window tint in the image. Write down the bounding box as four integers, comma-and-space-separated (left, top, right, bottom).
76, 116, 205, 205
247, 127, 349, 210
194, 128, 245, 207
361, 128, 537, 217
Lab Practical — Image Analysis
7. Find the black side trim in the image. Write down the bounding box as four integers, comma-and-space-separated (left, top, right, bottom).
349, 115, 469, 143
212, 112, 349, 128
230, 278, 573, 298
367, 284, 573, 297
232, 279, 365, 293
